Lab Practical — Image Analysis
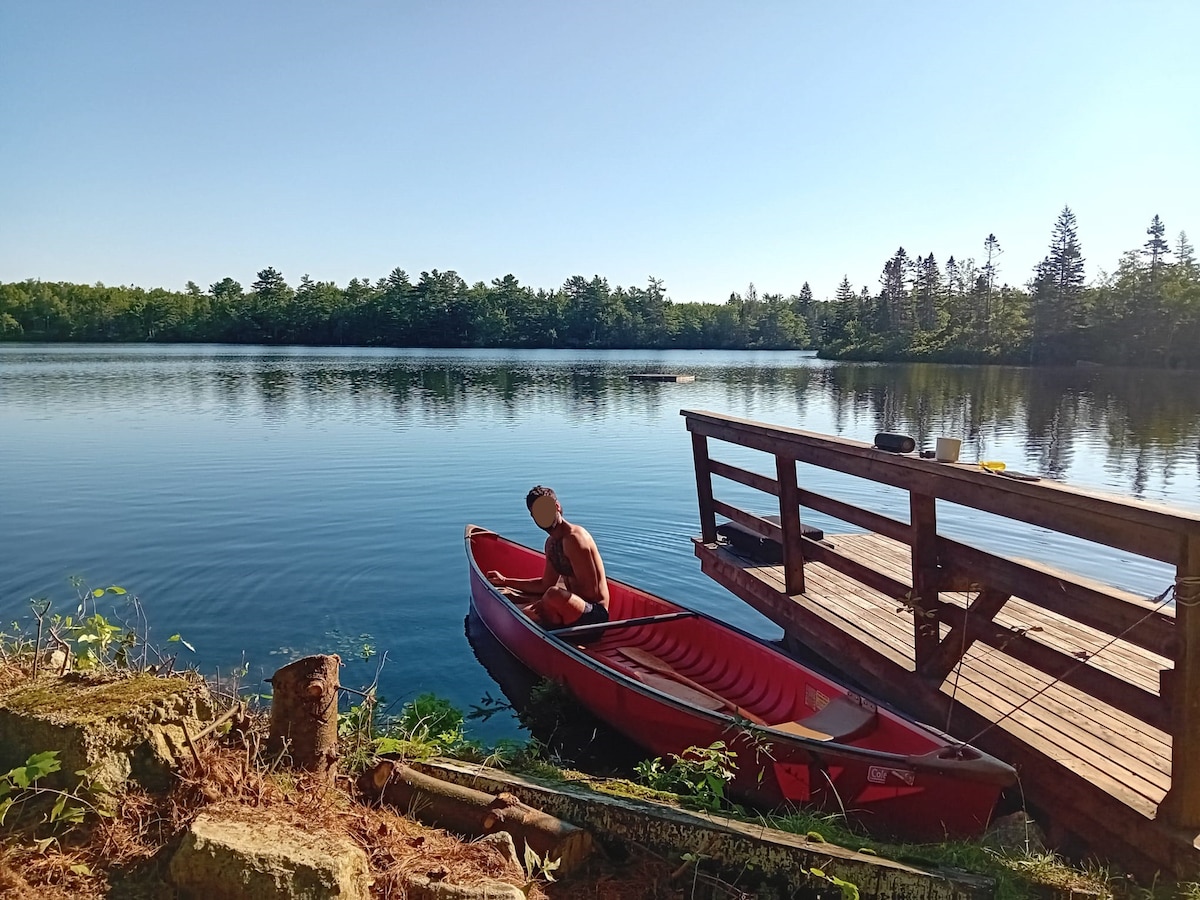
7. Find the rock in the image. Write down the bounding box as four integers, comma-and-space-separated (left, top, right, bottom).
0, 671, 213, 794
41, 648, 71, 675
400, 873, 526, 900
473, 831, 522, 871
168, 804, 372, 899
983, 811, 1046, 854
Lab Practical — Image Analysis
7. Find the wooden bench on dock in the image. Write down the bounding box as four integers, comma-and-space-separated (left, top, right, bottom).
682, 409, 1200, 879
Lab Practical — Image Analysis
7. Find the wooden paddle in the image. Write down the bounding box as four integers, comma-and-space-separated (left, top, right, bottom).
616, 646, 834, 741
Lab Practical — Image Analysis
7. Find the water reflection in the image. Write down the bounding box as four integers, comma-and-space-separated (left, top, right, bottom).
463, 610, 645, 774
1, 347, 1197, 502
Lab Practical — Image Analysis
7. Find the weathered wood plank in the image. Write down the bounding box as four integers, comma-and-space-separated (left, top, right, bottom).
795, 486, 911, 544
711, 556, 1172, 806
920, 587, 1010, 682
797, 538, 912, 603
910, 492, 941, 671
775, 457, 805, 594
691, 432, 718, 543
711, 500, 781, 542
938, 538, 1177, 657
683, 409, 1200, 559
685, 409, 1200, 876
836, 533, 1170, 693
1161, 534, 1200, 828
709, 459, 779, 496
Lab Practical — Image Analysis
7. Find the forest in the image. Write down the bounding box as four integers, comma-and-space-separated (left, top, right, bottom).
2, 209, 1196, 369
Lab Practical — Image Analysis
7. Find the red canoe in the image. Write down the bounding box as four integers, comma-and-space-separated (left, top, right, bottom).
466, 525, 1016, 839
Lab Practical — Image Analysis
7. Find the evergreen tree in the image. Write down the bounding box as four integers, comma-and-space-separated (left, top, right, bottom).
878, 248, 911, 334
1176, 232, 1196, 274
982, 233, 1002, 343
1143, 215, 1170, 275
1030, 207, 1086, 362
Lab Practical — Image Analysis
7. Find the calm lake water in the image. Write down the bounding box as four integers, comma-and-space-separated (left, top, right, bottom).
2, 345, 1197, 739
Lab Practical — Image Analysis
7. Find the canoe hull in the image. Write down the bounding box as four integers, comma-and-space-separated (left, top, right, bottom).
465, 525, 1014, 839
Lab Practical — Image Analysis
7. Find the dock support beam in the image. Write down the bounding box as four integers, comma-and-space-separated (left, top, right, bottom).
691, 432, 717, 544
776, 457, 805, 595
910, 493, 941, 670
1161, 534, 1200, 828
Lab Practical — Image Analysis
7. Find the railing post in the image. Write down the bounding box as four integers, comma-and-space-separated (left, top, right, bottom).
910, 492, 941, 672
1160, 534, 1200, 828
691, 432, 718, 544
775, 455, 806, 595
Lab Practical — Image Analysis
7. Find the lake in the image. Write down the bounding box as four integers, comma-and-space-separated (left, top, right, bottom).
2, 345, 1197, 739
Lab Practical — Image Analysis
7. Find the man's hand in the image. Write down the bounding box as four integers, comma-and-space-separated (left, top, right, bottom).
486, 570, 506, 587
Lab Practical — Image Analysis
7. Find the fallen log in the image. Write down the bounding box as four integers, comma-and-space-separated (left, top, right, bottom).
266, 654, 340, 782
361, 759, 593, 875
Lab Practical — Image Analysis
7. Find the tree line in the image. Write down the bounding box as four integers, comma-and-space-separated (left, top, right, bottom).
1, 208, 1196, 367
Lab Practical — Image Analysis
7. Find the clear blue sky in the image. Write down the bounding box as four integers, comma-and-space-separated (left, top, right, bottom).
2, 1, 1196, 304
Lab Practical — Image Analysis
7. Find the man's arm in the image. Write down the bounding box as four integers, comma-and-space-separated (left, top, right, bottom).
487, 554, 557, 595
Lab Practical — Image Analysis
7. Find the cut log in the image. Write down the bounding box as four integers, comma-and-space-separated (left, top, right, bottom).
361, 760, 593, 874
266, 654, 340, 782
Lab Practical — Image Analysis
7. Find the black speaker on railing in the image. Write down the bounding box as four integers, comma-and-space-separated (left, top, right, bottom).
873, 432, 916, 454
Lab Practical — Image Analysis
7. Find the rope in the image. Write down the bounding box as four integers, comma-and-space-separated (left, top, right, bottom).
1174, 575, 1200, 607
963, 580, 1179, 745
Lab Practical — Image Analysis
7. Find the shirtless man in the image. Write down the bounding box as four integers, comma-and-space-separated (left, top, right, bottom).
486, 485, 610, 630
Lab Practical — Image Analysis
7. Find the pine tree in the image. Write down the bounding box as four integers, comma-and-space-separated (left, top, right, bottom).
1174, 231, 1195, 274
912, 253, 940, 333
878, 247, 911, 333
835, 276, 855, 304
1143, 215, 1170, 275
982, 234, 1002, 343
1030, 207, 1085, 361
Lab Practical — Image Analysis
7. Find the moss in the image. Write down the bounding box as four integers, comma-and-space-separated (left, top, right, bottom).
0, 673, 199, 725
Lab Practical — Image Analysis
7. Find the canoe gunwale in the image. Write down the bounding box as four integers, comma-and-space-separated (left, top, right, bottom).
464, 524, 1016, 785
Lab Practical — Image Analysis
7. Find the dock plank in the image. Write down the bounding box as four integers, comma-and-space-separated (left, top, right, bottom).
700, 536, 1174, 818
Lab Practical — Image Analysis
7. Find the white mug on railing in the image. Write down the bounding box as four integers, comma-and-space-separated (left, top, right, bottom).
935, 437, 961, 463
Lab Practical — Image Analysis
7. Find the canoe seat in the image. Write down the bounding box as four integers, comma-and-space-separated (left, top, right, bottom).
789, 695, 877, 742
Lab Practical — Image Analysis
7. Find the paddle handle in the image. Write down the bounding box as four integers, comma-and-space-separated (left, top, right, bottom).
548, 611, 697, 640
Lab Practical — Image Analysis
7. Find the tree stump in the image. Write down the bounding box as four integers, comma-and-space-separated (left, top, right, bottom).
267, 654, 340, 782
360, 760, 593, 875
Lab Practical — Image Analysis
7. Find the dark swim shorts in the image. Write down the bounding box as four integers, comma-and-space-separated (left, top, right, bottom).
570, 601, 610, 643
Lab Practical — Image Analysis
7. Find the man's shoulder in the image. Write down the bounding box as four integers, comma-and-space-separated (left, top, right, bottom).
565, 524, 596, 547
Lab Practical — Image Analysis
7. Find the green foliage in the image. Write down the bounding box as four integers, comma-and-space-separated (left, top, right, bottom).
806, 866, 860, 900
5, 220, 1198, 366
519, 842, 560, 896
19, 580, 195, 678
0, 751, 98, 832
395, 693, 466, 744
634, 742, 738, 813
340, 692, 480, 770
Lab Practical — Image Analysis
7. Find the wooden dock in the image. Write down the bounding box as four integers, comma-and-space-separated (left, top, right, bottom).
682, 409, 1200, 880
628, 373, 695, 382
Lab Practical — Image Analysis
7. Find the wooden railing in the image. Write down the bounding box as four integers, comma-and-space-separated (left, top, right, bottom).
682, 409, 1200, 829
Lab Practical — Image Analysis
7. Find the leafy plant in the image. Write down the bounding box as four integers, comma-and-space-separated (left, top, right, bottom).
635, 742, 738, 812
0, 751, 106, 832
395, 693, 466, 746
519, 841, 560, 896
806, 865, 860, 900
27, 580, 195, 676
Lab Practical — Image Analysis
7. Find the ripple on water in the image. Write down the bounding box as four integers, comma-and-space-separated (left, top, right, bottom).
1, 346, 1196, 736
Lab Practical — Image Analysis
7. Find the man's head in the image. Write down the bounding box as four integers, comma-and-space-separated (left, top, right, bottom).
525, 485, 560, 531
